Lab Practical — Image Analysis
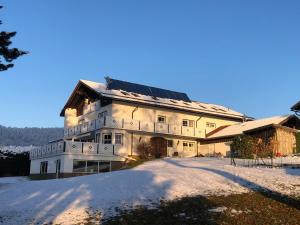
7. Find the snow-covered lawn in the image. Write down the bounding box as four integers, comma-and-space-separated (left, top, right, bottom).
0, 158, 299, 225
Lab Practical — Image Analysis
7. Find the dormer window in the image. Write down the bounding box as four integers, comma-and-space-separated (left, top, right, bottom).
131, 93, 140, 97
120, 91, 129, 96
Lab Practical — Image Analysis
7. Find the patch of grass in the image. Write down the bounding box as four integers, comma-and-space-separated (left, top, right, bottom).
120, 157, 156, 170
101, 192, 300, 225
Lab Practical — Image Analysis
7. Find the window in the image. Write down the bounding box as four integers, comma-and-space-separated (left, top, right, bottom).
98, 111, 107, 119
120, 91, 129, 96
55, 159, 61, 174
40, 161, 48, 174
73, 160, 86, 173
99, 161, 111, 172
206, 122, 216, 128
183, 142, 188, 151
182, 119, 194, 127
131, 93, 140, 97
157, 115, 166, 123
73, 160, 111, 173
167, 139, 173, 148
182, 120, 188, 127
102, 133, 112, 144
115, 133, 123, 145
86, 161, 98, 173
188, 120, 194, 127
189, 142, 195, 151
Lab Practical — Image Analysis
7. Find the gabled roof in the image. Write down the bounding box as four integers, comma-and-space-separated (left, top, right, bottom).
291, 101, 300, 111
106, 78, 191, 102
60, 78, 250, 120
206, 115, 297, 139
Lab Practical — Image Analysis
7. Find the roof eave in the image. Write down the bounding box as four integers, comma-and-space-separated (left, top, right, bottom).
59, 80, 101, 117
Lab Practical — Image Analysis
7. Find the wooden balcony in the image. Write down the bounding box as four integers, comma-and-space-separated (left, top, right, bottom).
29, 140, 127, 160
64, 116, 204, 139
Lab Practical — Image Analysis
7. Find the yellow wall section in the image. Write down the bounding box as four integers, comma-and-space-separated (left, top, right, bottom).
111, 100, 239, 135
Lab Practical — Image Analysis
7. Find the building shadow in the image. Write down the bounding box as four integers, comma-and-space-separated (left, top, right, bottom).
285, 168, 300, 176
163, 158, 300, 210
0, 169, 172, 225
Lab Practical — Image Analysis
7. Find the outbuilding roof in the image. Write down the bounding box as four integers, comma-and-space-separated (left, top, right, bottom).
206, 115, 296, 139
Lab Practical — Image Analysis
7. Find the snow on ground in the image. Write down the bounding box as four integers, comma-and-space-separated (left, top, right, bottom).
0, 177, 29, 185
0, 158, 299, 225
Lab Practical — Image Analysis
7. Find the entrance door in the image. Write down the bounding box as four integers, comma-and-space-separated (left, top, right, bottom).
150, 137, 168, 158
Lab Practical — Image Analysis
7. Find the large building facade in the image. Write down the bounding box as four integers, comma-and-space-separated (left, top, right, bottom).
29, 77, 248, 178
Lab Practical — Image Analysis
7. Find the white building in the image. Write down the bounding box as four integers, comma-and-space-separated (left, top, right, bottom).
29, 77, 249, 178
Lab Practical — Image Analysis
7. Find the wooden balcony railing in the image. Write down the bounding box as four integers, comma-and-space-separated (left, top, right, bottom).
29, 140, 127, 160
64, 116, 204, 139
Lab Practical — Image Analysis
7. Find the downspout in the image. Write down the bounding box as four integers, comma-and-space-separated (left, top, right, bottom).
131, 106, 139, 156
132, 106, 139, 119
196, 116, 202, 128
196, 116, 202, 157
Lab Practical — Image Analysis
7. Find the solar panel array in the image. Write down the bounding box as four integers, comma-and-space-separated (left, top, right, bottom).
106, 78, 191, 102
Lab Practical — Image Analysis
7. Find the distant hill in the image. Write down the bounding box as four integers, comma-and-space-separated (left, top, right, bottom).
0, 125, 64, 146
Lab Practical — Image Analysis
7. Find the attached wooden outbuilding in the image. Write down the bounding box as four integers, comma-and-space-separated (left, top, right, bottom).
198, 115, 300, 157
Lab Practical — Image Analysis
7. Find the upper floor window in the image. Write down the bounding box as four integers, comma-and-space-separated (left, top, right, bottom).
182, 119, 194, 127
157, 115, 166, 123
98, 111, 107, 119
102, 133, 112, 144
206, 122, 216, 128
115, 133, 123, 145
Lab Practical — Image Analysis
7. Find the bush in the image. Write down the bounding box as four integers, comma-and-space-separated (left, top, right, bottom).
231, 135, 254, 159
231, 135, 277, 160
136, 141, 153, 159
253, 138, 276, 159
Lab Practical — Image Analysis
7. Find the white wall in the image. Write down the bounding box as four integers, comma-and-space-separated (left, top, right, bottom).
30, 154, 124, 174
199, 141, 232, 157
30, 155, 64, 174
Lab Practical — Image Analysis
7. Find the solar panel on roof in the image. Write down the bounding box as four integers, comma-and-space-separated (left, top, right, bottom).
106, 78, 191, 102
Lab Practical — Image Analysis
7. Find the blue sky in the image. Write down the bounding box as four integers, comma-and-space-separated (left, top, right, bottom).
0, 0, 299, 127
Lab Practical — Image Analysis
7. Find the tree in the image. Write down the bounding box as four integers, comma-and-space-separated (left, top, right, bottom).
0, 6, 27, 71
231, 135, 254, 160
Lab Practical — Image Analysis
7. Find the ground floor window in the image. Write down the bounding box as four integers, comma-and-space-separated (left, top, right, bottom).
115, 133, 123, 145
73, 160, 111, 173
40, 161, 48, 174
55, 159, 61, 174
183, 142, 195, 151
102, 133, 112, 144
73, 160, 86, 173
189, 142, 195, 151
167, 139, 173, 147
183, 142, 188, 151
99, 161, 110, 172
86, 161, 98, 173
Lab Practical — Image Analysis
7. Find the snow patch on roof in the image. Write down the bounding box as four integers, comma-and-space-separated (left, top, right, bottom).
80, 80, 106, 92
81, 79, 246, 119
207, 115, 292, 139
